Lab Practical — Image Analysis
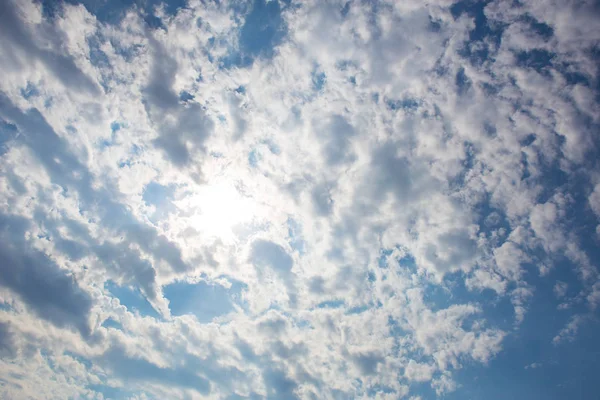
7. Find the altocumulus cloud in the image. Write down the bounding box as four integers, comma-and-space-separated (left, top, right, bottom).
0, 0, 599, 398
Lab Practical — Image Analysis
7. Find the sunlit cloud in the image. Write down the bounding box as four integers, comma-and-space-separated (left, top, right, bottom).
0, 0, 599, 398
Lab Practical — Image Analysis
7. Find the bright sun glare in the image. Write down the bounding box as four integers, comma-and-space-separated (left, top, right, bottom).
191, 181, 255, 240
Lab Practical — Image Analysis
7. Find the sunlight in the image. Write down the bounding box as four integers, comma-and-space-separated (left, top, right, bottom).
191, 181, 255, 240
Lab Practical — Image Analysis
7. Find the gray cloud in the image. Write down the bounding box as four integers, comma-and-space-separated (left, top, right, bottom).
250, 239, 297, 305
0, 321, 17, 359
98, 344, 211, 395
351, 351, 384, 376
250, 239, 293, 276
369, 143, 436, 205
319, 115, 356, 166
311, 181, 334, 216
0, 0, 100, 96
0, 94, 189, 289
144, 37, 214, 167
0, 214, 93, 336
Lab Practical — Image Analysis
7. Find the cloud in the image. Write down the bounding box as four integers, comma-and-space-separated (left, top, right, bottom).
144, 35, 215, 168
525, 362, 541, 370
404, 360, 436, 382
0, 0, 599, 398
0, 0, 100, 96
0, 213, 92, 336
553, 315, 585, 345
98, 343, 212, 395
0, 321, 17, 359
554, 281, 568, 299
250, 239, 297, 306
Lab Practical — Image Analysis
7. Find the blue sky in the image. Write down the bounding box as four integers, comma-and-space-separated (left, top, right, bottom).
0, 0, 599, 398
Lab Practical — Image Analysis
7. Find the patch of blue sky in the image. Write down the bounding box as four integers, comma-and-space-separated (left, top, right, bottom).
63, 351, 93, 369
163, 279, 245, 323
88, 383, 130, 400
450, 141, 477, 190
20, 82, 39, 99
446, 292, 600, 400
311, 68, 326, 92
142, 182, 175, 207
105, 281, 161, 319
385, 97, 421, 113
428, 15, 442, 32
335, 59, 355, 71
561, 68, 591, 86
450, 0, 504, 65
65, 125, 77, 135
380, 247, 516, 329
520, 14, 554, 41
144, 14, 166, 31
455, 67, 471, 95
101, 317, 123, 330
0, 119, 18, 156
43, 96, 53, 109
221, 0, 288, 68
377, 248, 393, 268
397, 250, 418, 272
474, 196, 511, 238
39, 0, 187, 25
480, 80, 501, 96
118, 159, 132, 168
117, 144, 142, 168
346, 305, 370, 315
387, 316, 408, 340
0, 301, 12, 312
110, 39, 144, 63
539, 184, 600, 307
249, 140, 280, 168
367, 270, 377, 283
568, 209, 600, 270
534, 163, 572, 206
315, 299, 345, 310
372, 92, 380, 104
99, 122, 122, 149
142, 181, 176, 222
178, 90, 195, 102
516, 49, 555, 75
366, 385, 395, 397
110, 122, 122, 133
419, 238, 594, 334
340, 1, 351, 18
263, 139, 280, 154
248, 149, 260, 167
287, 218, 305, 255
40, 349, 55, 370
519, 133, 537, 148
87, 36, 110, 69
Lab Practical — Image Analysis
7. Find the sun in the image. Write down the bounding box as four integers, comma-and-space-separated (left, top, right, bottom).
190, 181, 256, 240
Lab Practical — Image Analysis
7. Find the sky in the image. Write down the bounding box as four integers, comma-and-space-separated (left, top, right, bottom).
0, 0, 599, 399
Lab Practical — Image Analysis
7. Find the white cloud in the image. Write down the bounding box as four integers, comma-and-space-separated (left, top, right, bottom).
553, 315, 585, 345
554, 281, 568, 299
0, 0, 599, 398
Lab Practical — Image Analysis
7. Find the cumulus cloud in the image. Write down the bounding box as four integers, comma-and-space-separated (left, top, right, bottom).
0, 214, 93, 336
0, 0, 599, 398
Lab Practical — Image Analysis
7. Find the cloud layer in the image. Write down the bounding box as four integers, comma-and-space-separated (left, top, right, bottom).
0, 0, 599, 398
